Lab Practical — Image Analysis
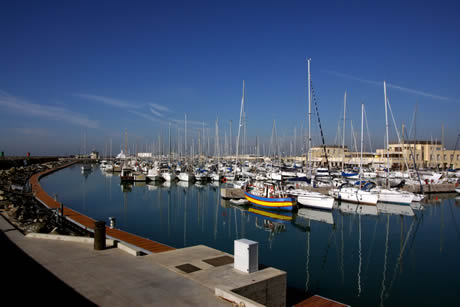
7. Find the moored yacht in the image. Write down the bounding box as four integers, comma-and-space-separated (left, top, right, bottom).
288, 189, 334, 210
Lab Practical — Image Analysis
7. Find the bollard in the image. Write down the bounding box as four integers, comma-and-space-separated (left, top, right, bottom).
94, 221, 106, 250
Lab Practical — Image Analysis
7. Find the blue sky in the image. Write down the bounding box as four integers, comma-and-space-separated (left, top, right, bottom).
1, 1, 459, 155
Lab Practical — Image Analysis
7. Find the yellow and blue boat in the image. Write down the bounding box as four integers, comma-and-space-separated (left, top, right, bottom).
244, 191, 297, 211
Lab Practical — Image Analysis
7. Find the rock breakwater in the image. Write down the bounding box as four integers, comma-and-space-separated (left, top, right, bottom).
0, 160, 90, 236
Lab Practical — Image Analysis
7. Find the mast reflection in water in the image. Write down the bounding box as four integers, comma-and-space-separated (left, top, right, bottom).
40, 165, 460, 307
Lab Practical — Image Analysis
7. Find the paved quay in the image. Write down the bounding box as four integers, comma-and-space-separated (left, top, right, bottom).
1, 214, 230, 306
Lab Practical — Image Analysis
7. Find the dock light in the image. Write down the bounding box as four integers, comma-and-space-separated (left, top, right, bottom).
109, 217, 116, 229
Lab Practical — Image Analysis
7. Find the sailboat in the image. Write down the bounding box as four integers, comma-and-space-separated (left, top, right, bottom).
162, 122, 177, 182
329, 103, 379, 205
373, 81, 414, 205
294, 58, 336, 210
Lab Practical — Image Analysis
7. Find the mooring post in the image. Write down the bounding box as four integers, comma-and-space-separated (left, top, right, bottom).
94, 221, 106, 250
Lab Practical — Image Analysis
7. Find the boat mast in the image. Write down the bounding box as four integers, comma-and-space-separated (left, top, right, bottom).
307, 58, 312, 172
342, 91, 347, 172
184, 113, 187, 158
384, 80, 390, 188
360, 103, 364, 186
168, 122, 171, 164
236, 80, 245, 164
229, 120, 233, 156
215, 116, 220, 163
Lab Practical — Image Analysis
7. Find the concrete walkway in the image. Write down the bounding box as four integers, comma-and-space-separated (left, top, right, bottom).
1, 214, 230, 306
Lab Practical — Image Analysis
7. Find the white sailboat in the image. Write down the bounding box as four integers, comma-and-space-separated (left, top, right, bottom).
178, 170, 194, 182
330, 103, 378, 205
147, 162, 162, 181
375, 81, 414, 205
292, 58, 335, 210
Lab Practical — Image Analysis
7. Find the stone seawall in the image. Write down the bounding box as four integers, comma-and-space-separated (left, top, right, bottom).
0, 159, 88, 235
0, 157, 61, 170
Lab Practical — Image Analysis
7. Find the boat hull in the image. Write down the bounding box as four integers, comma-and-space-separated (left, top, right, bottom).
376, 189, 413, 205
330, 187, 379, 205
297, 193, 335, 210
244, 191, 296, 211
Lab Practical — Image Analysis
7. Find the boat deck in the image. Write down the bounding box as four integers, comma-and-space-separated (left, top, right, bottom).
29, 162, 175, 254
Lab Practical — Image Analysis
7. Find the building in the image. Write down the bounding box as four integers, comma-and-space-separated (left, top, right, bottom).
137, 152, 153, 158
306, 140, 460, 169
381, 140, 460, 169
90, 151, 99, 160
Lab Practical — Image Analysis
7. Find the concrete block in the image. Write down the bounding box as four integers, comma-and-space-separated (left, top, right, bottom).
215, 288, 265, 307
26, 233, 114, 246
117, 241, 144, 256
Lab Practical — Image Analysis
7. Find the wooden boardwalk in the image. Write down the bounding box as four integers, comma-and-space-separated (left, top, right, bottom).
29, 162, 175, 254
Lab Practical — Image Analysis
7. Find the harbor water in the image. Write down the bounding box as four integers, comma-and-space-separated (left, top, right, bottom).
41, 164, 460, 306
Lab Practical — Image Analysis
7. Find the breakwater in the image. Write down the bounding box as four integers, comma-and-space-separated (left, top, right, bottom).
0, 159, 89, 235
0, 156, 60, 170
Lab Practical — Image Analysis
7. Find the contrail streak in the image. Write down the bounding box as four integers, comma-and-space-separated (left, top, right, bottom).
322, 70, 459, 104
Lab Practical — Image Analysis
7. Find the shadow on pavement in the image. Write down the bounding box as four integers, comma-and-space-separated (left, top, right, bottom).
1, 230, 96, 306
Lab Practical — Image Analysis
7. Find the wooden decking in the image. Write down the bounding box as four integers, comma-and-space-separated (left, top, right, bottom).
29, 162, 175, 254
294, 295, 349, 307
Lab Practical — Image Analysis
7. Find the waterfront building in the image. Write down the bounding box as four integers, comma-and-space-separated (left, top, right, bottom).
306, 140, 460, 169
137, 152, 153, 158
90, 150, 99, 160
376, 140, 460, 169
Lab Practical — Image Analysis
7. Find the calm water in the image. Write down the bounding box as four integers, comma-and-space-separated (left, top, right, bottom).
41, 164, 460, 306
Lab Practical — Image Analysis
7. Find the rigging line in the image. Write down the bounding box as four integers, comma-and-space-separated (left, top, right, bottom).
405, 211, 424, 269
407, 105, 416, 143
449, 134, 460, 167
380, 215, 390, 307
363, 106, 374, 153
358, 214, 362, 297
386, 215, 417, 295
402, 128, 424, 194
310, 79, 330, 171
387, 98, 410, 171
320, 224, 336, 271
334, 108, 343, 145
448, 200, 460, 241
364, 216, 379, 276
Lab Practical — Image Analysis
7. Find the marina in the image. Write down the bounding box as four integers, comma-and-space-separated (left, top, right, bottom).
2, 2, 460, 306
40, 163, 460, 307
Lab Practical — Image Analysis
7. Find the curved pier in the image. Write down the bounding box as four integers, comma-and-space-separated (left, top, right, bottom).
29, 161, 175, 254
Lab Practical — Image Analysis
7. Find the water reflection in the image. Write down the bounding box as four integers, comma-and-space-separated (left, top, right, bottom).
39, 166, 460, 307
297, 207, 334, 225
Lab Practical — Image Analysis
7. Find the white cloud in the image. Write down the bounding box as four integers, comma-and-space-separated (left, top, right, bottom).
0, 90, 98, 128
12, 127, 50, 137
128, 110, 168, 125
75, 94, 141, 109
149, 107, 164, 117
149, 103, 170, 112
321, 70, 381, 86
385, 83, 458, 104
322, 70, 459, 104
